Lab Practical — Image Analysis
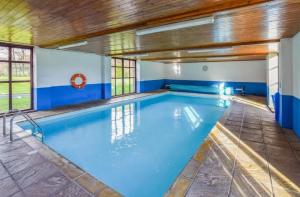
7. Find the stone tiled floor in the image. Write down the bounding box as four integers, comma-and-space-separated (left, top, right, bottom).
1, 92, 300, 197
0, 135, 92, 197
167, 96, 300, 197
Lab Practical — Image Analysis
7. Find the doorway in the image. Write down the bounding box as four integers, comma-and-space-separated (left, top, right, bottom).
111, 58, 136, 97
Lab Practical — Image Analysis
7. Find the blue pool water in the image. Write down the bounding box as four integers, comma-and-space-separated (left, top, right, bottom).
19, 93, 229, 197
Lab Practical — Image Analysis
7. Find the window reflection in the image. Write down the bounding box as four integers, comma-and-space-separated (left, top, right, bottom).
183, 106, 202, 130
111, 103, 135, 143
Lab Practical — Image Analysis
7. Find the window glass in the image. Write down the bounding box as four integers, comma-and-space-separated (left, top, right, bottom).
0, 47, 8, 61
124, 68, 129, 78
0, 62, 9, 81
0, 45, 32, 112
12, 63, 30, 81
111, 67, 115, 78
130, 61, 135, 68
116, 79, 123, 95
111, 58, 136, 97
124, 60, 130, 67
111, 58, 115, 67
116, 67, 123, 78
130, 78, 135, 93
111, 80, 115, 96
130, 68, 135, 78
116, 59, 122, 67
12, 82, 31, 110
12, 48, 31, 61
0, 83, 9, 111
124, 79, 130, 94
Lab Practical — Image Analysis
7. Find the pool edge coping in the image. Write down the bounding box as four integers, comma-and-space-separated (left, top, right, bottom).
164, 101, 232, 197
11, 90, 232, 197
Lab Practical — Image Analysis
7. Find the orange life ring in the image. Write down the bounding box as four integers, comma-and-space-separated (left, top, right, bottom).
70, 73, 87, 89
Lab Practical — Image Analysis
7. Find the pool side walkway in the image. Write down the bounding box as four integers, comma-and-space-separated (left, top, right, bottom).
167, 96, 300, 197
0, 92, 300, 197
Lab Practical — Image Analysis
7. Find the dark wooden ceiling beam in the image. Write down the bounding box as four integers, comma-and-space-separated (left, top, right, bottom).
41, 0, 271, 48
154, 56, 266, 63
110, 39, 279, 56
157, 58, 267, 63
140, 52, 269, 61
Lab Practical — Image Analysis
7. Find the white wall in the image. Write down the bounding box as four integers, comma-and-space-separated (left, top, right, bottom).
276, 34, 299, 130
266, 53, 279, 107
34, 47, 103, 88
139, 61, 165, 81
164, 61, 266, 82
279, 38, 293, 96
293, 32, 300, 99
101, 56, 111, 84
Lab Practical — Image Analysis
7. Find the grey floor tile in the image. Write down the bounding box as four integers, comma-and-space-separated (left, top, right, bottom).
10, 191, 25, 197
241, 128, 263, 136
5, 153, 46, 175
242, 123, 262, 130
241, 140, 266, 155
13, 161, 60, 189
0, 163, 10, 180
23, 172, 70, 197
186, 174, 231, 197
0, 140, 27, 153
229, 171, 272, 197
53, 183, 91, 197
0, 145, 33, 164
0, 176, 20, 197
290, 142, 300, 151
240, 133, 264, 143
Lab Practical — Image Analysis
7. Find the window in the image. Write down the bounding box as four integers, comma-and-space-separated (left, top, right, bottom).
111, 58, 136, 96
0, 44, 33, 112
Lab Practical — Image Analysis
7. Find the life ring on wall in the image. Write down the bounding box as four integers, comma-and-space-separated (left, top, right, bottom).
70, 73, 87, 89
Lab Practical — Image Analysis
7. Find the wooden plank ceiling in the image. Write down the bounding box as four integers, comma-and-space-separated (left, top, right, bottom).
0, 0, 300, 62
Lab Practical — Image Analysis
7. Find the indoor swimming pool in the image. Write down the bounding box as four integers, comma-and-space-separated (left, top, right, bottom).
18, 92, 229, 197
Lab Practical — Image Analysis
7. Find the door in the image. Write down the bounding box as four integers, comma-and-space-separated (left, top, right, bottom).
111, 58, 136, 97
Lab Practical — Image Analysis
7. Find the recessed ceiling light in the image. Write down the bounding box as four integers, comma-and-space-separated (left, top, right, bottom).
187, 47, 233, 53
58, 41, 88, 49
206, 56, 239, 61
136, 16, 214, 36
125, 53, 149, 57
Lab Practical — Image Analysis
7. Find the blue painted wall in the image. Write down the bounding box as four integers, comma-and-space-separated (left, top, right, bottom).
278, 93, 293, 129
36, 84, 104, 110
165, 80, 267, 96
138, 79, 267, 96
36, 79, 267, 110
274, 93, 299, 136
139, 79, 165, 93
293, 97, 300, 136
102, 83, 111, 99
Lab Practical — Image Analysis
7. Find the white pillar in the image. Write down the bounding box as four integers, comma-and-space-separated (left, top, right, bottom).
292, 32, 300, 136
278, 38, 293, 128
266, 53, 279, 108
101, 56, 111, 99
136, 60, 141, 93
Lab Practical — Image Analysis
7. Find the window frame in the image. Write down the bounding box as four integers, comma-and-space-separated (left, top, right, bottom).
111, 57, 136, 97
0, 43, 34, 112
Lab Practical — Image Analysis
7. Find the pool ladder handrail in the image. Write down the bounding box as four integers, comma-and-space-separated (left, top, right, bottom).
3, 110, 43, 142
